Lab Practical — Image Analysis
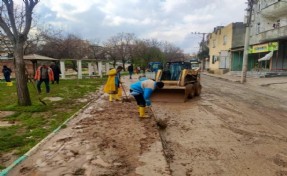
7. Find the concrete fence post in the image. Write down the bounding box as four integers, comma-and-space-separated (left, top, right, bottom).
60, 60, 65, 79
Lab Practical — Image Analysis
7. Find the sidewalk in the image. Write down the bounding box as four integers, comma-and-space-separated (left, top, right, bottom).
202, 72, 287, 93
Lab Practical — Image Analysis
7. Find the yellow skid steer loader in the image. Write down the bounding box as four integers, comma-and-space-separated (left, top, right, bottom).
152, 61, 202, 103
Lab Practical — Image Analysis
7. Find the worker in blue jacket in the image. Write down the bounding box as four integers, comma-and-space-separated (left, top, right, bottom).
130, 79, 164, 118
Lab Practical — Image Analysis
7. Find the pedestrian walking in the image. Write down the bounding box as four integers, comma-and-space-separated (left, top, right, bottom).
103, 66, 123, 102
34, 63, 54, 93
128, 64, 133, 79
130, 79, 164, 118
2, 65, 12, 86
50, 62, 61, 84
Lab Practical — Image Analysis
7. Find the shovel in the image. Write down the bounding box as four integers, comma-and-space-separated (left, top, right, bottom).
120, 83, 131, 102
25, 69, 47, 105
29, 78, 47, 105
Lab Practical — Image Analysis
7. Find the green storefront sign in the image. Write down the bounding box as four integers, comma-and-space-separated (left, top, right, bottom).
249, 42, 278, 53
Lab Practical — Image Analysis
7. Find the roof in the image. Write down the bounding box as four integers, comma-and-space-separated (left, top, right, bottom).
24, 54, 58, 61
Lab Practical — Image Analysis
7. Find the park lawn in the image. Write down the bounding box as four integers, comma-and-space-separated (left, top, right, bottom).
0, 77, 106, 166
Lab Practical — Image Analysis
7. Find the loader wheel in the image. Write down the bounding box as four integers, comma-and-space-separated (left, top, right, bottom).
184, 84, 195, 102
194, 82, 202, 96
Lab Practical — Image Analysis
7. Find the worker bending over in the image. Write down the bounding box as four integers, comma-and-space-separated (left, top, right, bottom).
130, 79, 164, 118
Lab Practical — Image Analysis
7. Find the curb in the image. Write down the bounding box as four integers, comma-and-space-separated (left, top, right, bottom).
202, 73, 240, 83
0, 95, 98, 176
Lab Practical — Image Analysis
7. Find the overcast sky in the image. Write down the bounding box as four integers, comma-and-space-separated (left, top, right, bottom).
34, 0, 247, 54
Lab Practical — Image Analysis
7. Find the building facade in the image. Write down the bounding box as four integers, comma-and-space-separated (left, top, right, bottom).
0, 36, 13, 59
207, 23, 245, 74
249, 0, 287, 71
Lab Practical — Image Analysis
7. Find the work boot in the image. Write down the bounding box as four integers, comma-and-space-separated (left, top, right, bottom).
109, 94, 114, 102
139, 107, 150, 118
115, 94, 121, 101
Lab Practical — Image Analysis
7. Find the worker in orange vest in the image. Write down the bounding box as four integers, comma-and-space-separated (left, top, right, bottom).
34, 63, 54, 93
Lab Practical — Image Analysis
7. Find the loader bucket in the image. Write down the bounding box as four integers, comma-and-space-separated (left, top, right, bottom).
151, 85, 194, 103
151, 83, 201, 103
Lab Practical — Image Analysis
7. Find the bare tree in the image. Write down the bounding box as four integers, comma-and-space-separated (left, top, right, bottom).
39, 32, 90, 71
103, 38, 120, 68
162, 42, 185, 62
0, 0, 39, 106
103, 45, 119, 67
130, 39, 148, 65
86, 42, 106, 69
38, 29, 65, 59
105, 32, 136, 70
131, 39, 164, 67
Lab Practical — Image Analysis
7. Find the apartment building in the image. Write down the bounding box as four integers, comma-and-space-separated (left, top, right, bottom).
249, 0, 287, 71
0, 36, 13, 59
207, 23, 245, 74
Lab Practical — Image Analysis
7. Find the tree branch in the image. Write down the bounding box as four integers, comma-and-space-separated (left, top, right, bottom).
2, 0, 18, 37
22, 0, 39, 36
0, 16, 14, 41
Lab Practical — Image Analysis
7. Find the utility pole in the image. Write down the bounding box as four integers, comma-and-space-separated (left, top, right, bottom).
241, 0, 256, 83
191, 32, 208, 71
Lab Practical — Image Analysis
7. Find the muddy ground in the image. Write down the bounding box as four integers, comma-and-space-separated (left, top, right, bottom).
152, 75, 287, 176
7, 75, 287, 176
8, 76, 170, 176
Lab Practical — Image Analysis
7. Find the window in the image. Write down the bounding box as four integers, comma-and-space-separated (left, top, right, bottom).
212, 56, 217, 64
213, 40, 216, 48
223, 35, 227, 45
273, 20, 280, 29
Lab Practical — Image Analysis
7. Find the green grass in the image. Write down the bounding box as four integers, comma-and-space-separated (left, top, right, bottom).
0, 77, 106, 158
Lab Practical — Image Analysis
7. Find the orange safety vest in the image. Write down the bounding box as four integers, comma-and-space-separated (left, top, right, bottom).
34, 66, 54, 81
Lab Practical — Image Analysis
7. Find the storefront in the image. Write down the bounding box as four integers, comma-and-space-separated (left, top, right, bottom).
231, 47, 244, 71
248, 42, 279, 71
274, 40, 287, 71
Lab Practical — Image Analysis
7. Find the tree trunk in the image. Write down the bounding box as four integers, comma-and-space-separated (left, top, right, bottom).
14, 42, 32, 106
122, 59, 126, 71
113, 60, 116, 68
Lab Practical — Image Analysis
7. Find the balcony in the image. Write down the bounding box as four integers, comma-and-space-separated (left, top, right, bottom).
258, 25, 287, 42
260, 1, 287, 18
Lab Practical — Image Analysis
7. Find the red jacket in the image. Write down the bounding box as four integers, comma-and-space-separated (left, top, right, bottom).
34, 66, 54, 81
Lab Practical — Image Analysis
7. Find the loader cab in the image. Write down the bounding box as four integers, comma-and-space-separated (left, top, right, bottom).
161, 62, 191, 80
145, 62, 163, 80
147, 62, 163, 72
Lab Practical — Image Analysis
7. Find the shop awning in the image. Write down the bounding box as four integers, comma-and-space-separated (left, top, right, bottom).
258, 51, 273, 62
